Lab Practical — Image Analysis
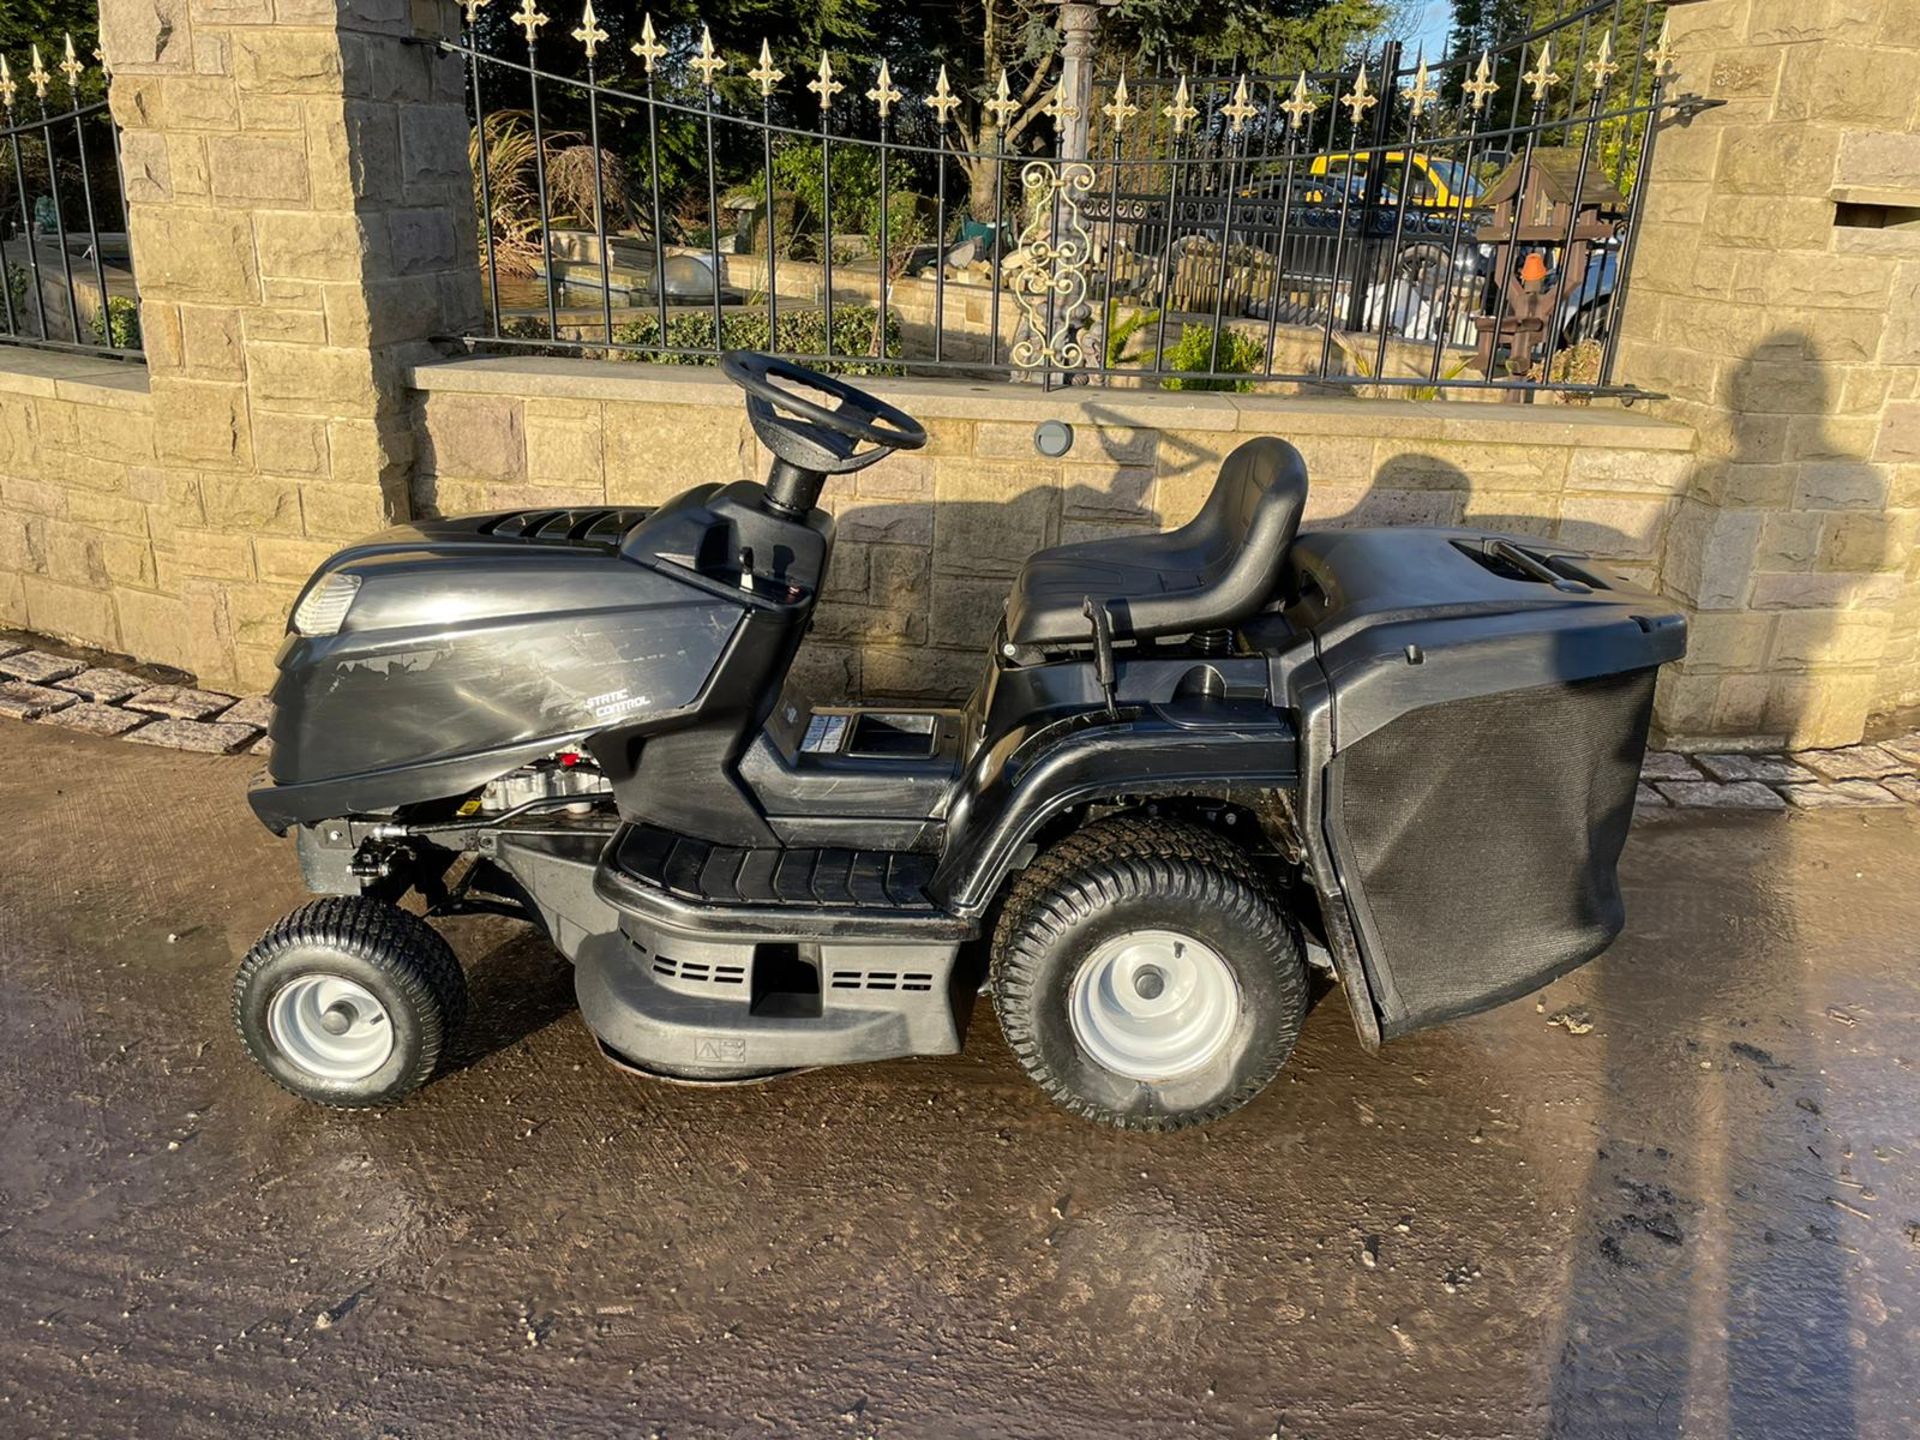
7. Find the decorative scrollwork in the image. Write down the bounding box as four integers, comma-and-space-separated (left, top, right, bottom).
1009, 160, 1097, 372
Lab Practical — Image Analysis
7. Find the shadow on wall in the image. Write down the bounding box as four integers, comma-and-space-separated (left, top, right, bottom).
1659, 331, 1896, 747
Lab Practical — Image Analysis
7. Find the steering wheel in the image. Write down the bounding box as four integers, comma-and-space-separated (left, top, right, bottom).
721, 351, 927, 478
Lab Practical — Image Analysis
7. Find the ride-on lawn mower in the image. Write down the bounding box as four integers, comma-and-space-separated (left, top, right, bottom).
237, 354, 1685, 1131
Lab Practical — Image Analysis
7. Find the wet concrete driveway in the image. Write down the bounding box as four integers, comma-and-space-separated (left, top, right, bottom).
2, 721, 1917, 1438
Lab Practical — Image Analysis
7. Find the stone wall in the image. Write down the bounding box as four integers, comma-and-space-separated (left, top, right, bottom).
91, 0, 481, 692
410, 357, 1696, 706
0, 354, 159, 653
1613, 0, 1920, 746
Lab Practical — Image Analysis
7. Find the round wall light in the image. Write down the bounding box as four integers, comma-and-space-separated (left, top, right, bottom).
1034, 420, 1075, 458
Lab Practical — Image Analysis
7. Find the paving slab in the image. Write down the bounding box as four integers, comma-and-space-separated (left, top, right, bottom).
0, 637, 25, 659
221, 695, 274, 729
1881, 774, 1920, 804
1881, 733, 1920, 767
0, 682, 79, 720
126, 685, 237, 721
1653, 779, 1787, 810
1794, 744, 1907, 781
0, 649, 85, 685
55, 666, 147, 703
42, 702, 151, 737
1695, 753, 1818, 784
1782, 780, 1903, 809
1634, 783, 1667, 808
123, 718, 259, 754
1639, 751, 1701, 781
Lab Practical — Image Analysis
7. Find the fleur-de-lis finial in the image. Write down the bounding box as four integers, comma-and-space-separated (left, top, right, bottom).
691, 26, 728, 87
631, 12, 666, 74
807, 51, 843, 111
1644, 16, 1675, 76
1407, 55, 1438, 119
1044, 79, 1079, 123
985, 68, 1020, 128
93, 44, 108, 78
749, 40, 784, 97
0, 57, 16, 111
463, 0, 488, 25
1586, 30, 1618, 88
867, 59, 902, 117
1101, 72, 1139, 132
927, 65, 962, 124
1522, 41, 1560, 104
1278, 71, 1317, 131
59, 33, 86, 94
1222, 74, 1258, 136
511, 0, 547, 44
571, 1, 607, 59
1340, 65, 1375, 126
1462, 49, 1499, 113
28, 44, 51, 101
1162, 74, 1198, 134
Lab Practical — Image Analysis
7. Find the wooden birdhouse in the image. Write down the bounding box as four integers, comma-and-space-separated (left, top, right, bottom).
1472, 148, 1628, 392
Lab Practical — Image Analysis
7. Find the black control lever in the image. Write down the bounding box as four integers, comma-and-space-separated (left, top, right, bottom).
1083, 596, 1119, 718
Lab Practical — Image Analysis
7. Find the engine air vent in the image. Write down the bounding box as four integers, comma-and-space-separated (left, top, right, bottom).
650, 954, 746, 986
828, 970, 935, 992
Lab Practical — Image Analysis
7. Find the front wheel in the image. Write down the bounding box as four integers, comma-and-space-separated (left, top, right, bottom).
990, 818, 1308, 1132
233, 897, 468, 1108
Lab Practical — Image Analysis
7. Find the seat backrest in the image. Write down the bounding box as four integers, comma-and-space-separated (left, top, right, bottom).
1148, 435, 1309, 633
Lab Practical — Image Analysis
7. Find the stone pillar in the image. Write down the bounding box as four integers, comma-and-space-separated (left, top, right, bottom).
98, 0, 480, 690
1614, 0, 1920, 748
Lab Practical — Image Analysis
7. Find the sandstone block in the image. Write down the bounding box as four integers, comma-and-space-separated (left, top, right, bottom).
232, 31, 344, 93
130, 208, 258, 303
421, 393, 528, 483
21, 577, 118, 648
207, 134, 311, 205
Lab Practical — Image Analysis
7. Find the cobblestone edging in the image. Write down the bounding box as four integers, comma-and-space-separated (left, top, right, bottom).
5, 638, 1920, 809
0, 643, 268, 755
1636, 740, 1920, 812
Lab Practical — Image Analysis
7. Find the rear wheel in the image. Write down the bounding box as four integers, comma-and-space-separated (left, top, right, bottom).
234, 897, 467, 1109
990, 818, 1308, 1131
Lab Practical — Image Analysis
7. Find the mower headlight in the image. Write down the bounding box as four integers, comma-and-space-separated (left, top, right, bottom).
292, 572, 362, 637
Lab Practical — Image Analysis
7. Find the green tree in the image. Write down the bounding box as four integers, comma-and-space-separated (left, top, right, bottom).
0, 0, 97, 63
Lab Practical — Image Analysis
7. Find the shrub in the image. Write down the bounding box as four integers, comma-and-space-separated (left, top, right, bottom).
88, 294, 141, 350
1159, 323, 1265, 392
611, 304, 902, 375
2, 264, 29, 333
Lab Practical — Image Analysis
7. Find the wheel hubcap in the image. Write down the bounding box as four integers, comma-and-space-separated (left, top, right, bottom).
1068, 930, 1239, 1081
268, 975, 393, 1082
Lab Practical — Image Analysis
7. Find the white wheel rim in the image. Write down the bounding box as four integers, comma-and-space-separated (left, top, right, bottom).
267, 975, 394, 1083
1068, 930, 1240, 1081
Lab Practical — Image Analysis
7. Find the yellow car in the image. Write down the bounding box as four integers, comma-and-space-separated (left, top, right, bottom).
1304, 152, 1484, 210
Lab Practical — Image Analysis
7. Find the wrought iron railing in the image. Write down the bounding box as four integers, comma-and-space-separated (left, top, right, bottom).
0, 36, 140, 361
434, 1, 1707, 399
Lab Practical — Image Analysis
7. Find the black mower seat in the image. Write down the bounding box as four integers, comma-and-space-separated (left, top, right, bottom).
1003, 436, 1309, 648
